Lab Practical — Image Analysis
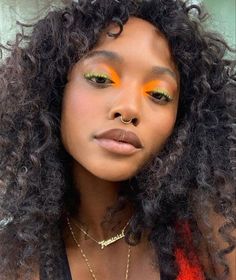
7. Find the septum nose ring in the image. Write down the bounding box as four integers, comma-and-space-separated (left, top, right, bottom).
120, 115, 133, 124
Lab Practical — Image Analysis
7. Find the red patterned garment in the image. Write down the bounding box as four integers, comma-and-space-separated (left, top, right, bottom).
175, 222, 205, 280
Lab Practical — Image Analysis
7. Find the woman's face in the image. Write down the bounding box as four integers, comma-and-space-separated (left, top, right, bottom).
61, 17, 179, 181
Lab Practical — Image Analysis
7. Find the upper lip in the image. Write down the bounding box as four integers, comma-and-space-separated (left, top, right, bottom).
94, 128, 143, 149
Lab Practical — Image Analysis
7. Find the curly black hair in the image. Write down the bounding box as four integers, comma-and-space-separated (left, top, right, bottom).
0, 0, 235, 279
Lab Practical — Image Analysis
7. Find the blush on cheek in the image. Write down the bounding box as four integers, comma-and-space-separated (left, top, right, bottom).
71, 95, 93, 116
66, 85, 96, 118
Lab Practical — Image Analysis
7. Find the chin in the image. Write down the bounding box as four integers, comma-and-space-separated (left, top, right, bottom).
71, 155, 146, 182
90, 165, 139, 182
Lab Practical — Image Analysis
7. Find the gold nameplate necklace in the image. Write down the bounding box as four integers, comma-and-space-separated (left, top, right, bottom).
67, 217, 131, 280
70, 216, 131, 249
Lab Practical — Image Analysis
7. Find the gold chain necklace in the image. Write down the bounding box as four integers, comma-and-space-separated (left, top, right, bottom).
70, 216, 131, 249
67, 217, 131, 280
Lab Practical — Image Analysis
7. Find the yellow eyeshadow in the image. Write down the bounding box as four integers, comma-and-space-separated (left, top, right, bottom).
144, 80, 173, 100
84, 64, 120, 87
84, 72, 109, 78
99, 64, 121, 86
153, 88, 172, 98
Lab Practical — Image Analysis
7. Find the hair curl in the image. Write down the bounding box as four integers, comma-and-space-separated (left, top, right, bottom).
0, 0, 235, 279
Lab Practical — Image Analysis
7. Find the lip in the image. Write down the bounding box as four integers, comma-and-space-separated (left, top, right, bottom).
94, 128, 143, 155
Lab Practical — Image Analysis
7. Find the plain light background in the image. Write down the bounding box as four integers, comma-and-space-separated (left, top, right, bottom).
0, 0, 235, 57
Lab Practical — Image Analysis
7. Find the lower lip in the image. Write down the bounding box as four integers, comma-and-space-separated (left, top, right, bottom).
94, 138, 140, 155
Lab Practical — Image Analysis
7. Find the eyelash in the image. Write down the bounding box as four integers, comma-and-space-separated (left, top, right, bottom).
84, 73, 173, 104
146, 90, 173, 104
84, 73, 114, 87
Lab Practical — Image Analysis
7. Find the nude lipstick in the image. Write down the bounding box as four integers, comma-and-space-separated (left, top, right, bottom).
94, 128, 143, 155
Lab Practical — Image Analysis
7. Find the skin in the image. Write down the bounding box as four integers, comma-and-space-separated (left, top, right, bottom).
60, 16, 179, 280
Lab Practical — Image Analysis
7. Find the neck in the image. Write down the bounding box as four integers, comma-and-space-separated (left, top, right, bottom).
69, 160, 133, 240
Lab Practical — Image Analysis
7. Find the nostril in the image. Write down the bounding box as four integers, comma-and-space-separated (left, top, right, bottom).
114, 112, 121, 118
132, 118, 138, 126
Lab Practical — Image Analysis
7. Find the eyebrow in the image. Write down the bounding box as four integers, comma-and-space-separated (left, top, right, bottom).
83, 50, 177, 81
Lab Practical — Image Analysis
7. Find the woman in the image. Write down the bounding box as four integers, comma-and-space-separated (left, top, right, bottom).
0, 0, 235, 279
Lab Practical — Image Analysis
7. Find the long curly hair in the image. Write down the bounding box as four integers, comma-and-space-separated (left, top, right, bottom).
0, 0, 235, 279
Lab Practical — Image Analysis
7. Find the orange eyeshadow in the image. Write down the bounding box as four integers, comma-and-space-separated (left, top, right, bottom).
143, 80, 170, 95
99, 63, 121, 87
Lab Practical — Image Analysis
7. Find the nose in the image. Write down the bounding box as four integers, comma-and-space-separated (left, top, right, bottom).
108, 84, 141, 126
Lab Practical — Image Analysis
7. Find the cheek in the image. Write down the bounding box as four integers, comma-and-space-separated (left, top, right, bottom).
148, 110, 177, 151
60, 84, 94, 151
157, 113, 176, 135
62, 82, 106, 127
63, 84, 94, 118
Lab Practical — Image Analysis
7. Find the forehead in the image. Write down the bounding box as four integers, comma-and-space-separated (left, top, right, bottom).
88, 17, 177, 75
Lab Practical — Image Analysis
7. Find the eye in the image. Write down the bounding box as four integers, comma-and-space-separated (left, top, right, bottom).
84, 73, 114, 87
146, 90, 173, 104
